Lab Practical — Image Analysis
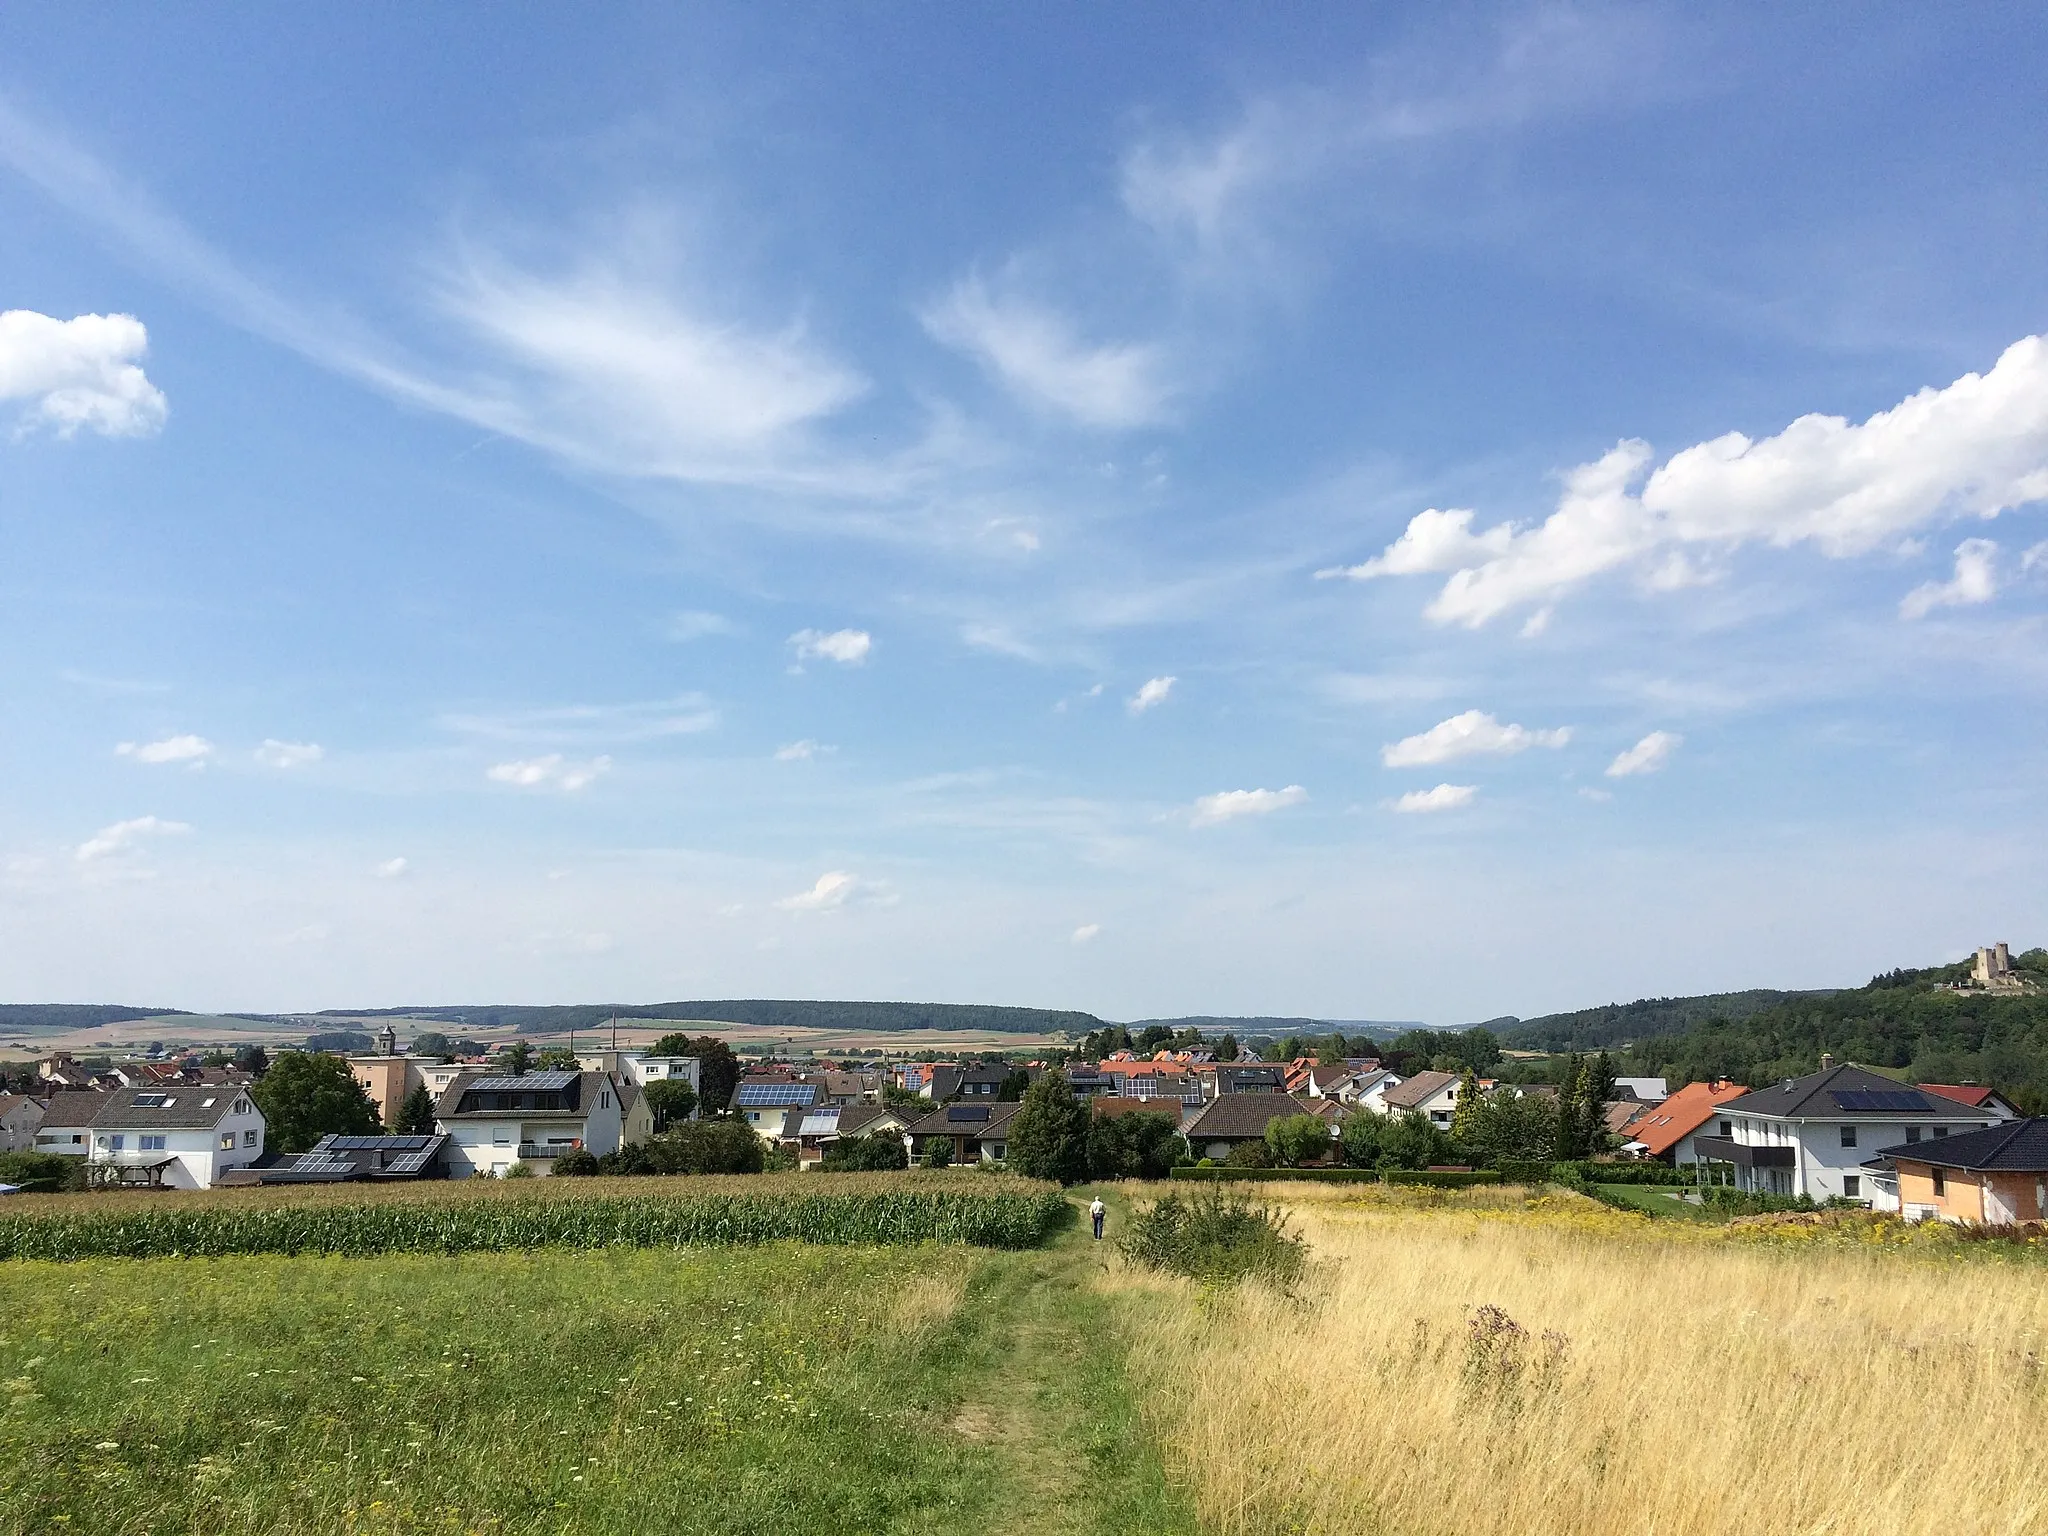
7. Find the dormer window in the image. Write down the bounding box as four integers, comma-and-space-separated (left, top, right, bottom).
134, 1093, 169, 1108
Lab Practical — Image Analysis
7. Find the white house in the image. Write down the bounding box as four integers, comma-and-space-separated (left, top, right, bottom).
434, 1070, 625, 1177
1332, 1068, 1405, 1113
578, 1051, 703, 1106
85, 1086, 266, 1190
1379, 1069, 1462, 1126
30, 1092, 105, 1158
1692, 1061, 2001, 1206
735, 1081, 821, 1141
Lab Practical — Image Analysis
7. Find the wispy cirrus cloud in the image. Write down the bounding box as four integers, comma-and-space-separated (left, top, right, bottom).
1381, 710, 1569, 768
774, 739, 834, 762
1325, 336, 2048, 628
442, 695, 716, 744
1606, 731, 1682, 778
255, 739, 323, 768
1190, 784, 1307, 827
486, 754, 610, 792
116, 733, 213, 766
77, 815, 190, 862
0, 309, 167, 438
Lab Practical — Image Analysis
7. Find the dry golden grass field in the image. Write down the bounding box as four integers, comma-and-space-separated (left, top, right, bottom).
1109, 1183, 2048, 1536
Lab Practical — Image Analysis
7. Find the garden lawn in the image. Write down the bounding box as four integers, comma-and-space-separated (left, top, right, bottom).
0, 1225, 1192, 1536
1591, 1182, 1722, 1221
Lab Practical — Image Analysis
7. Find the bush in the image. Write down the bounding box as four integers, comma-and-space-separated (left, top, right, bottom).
1492, 1159, 1554, 1184
1085, 1110, 1184, 1181
1119, 1185, 1307, 1286
819, 1133, 909, 1172
1265, 1113, 1334, 1168
0, 1150, 83, 1193
921, 1139, 954, 1169
597, 1119, 766, 1177
1702, 1187, 1816, 1216
1171, 1167, 1379, 1183
502, 1162, 535, 1179
1564, 1160, 1689, 1185
1381, 1169, 1502, 1187
1223, 1139, 1273, 1168
550, 1148, 601, 1177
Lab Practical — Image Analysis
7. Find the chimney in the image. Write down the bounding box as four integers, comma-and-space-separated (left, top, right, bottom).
1820, 1052, 1835, 1070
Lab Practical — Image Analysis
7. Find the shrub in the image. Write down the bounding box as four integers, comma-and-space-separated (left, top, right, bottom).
921, 1139, 954, 1169
0, 1150, 82, 1193
1086, 1110, 1184, 1181
819, 1133, 909, 1172
502, 1162, 535, 1179
1224, 1139, 1273, 1168
597, 1119, 766, 1177
1702, 1187, 1816, 1216
550, 1148, 601, 1177
642, 1079, 699, 1132
1265, 1113, 1334, 1168
1171, 1167, 1379, 1183
1118, 1185, 1307, 1286
1381, 1169, 1502, 1187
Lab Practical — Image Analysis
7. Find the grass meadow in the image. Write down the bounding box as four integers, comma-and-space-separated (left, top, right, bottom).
1108, 1182, 2048, 1536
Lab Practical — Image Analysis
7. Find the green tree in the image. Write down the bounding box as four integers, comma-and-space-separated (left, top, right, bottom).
497, 1041, 533, 1077
1264, 1113, 1332, 1167
1214, 1033, 1240, 1062
643, 1078, 698, 1132
596, 1119, 763, 1175
232, 1044, 269, 1076
819, 1132, 909, 1172
1551, 1054, 1585, 1160
1448, 1068, 1480, 1143
647, 1035, 739, 1114
996, 1067, 1032, 1102
921, 1137, 953, 1169
1338, 1110, 1384, 1167
389, 1080, 437, 1134
1085, 1110, 1184, 1180
534, 1046, 579, 1072
1458, 1087, 1553, 1163
1005, 1071, 1091, 1184
410, 1032, 454, 1061
250, 1053, 381, 1154
1380, 1110, 1454, 1169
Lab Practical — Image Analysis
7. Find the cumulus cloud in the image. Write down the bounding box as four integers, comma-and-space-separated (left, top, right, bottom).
1127, 676, 1176, 714
1190, 784, 1307, 827
789, 628, 872, 665
0, 309, 167, 437
255, 739, 323, 768
922, 276, 1173, 430
1071, 923, 1102, 945
116, 734, 213, 766
1392, 783, 1477, 814
485, 754, 610, 791
774, 739, 834, 761
77, 815, 189, 862
775, 870, 867, 912
1606, 730, 1682, 778
1325, 335, 2048, 626
1900, 539, 1999, 620
1381, 710, 1570, 768
376, 857, 410, 879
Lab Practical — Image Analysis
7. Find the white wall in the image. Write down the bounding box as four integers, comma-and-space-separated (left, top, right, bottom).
89, 1099, 264, 1190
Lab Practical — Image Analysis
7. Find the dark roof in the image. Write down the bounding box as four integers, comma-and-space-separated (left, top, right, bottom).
437, 1071, 602, 1119
1382, 1070, 1460, 1111
904, 1100, 1022, 1138
88, 1086, 255, 1130
35, 1091, 107, 1128
958, 1064, 1012, 1084
834, 1102, 904, 1137
1726, 1064, 1995, 1121
1183, 1093, 1315, 1140
466, 1070, 579, 1093
260, 1133, 449, 1183
1876, 1118, 2048, 1173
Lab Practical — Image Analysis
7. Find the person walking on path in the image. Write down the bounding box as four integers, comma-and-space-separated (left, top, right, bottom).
1089, 1196, 1106, 1240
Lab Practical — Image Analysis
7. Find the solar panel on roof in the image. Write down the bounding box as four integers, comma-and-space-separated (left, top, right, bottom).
947, 1105, 991, 1122
737, 1083, 817, 1106
467, 1071, 578, 1093
1830, 1089, 1932, 1113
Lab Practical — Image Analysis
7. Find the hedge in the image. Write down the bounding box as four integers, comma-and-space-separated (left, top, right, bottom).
1170, 1167, 1502, 1187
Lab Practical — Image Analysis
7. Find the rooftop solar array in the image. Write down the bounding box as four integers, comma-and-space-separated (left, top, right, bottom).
947, 1104, 992, 1122
1829, 1089, 1933, 1113
321, 1135, 437, 1151
466, 1071, 579, 1093
737, 1083, 818, 1107
796, 1109, 841, 1138
382, 1138, 446, 1175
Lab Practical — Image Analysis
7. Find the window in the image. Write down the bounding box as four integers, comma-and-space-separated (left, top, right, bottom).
243, 1130, 258, 1147
1839, 1126, 1858, 1149
1904, 1127, 1921, 1144
1932, 1168, 1947, 1196
493, 1130, 511, 1145
106, 1134, 124, 1151
134, 1093, 168, 1108
140, 1135, 166, 1152
1718, 1120, 1732, 1136
1932, 1126, 1947, 1138
1842, 1176, 1861, 1199
220, 1132, 236, 1150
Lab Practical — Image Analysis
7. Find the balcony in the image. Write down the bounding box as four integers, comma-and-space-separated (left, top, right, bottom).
517, 1141, 581, 1160
1691, 1136, 1795, 1168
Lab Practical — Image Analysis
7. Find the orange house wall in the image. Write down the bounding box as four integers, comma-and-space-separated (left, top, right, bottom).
350, 1059, 414, 1121
1896, 1162, 1984, 1222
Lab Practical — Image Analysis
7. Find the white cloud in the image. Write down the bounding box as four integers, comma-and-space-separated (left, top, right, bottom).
775, 739, 834, 762
376, 857, 410, 879
1900, 539, 1999, 620
1606, 731, 1682, 778
116, 734, 213, 766
255, 739, 323, 768
2023, 540, 2048, 573
1326, 335, 2048, 626
1190, 785, 1307, 827
1071, 923, 1102, 945
775, 871, 864, 912
665, 610, 734, 641
1127, 676, 1176, 714
1381, 710, 1570, 768
443, 696, 716, 744
0, 309, 167, 438
922, 276, 1173, 430
485, 754, 610, 792
789, 628, 872, 665
76, 815, 189, 862
1392, 783, 1477, 814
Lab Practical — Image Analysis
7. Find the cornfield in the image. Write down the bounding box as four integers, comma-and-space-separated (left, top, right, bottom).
0, 1173, 1068, 1260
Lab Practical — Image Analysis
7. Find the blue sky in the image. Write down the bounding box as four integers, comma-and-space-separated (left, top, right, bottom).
3, 4, 2046, 1021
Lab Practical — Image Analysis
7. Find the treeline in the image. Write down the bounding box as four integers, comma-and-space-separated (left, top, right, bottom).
1620, 950, 2048, 1111
321, 1000, 1107, 1036
1505, 990, 1817, 1052
0, 1004, 189, 1032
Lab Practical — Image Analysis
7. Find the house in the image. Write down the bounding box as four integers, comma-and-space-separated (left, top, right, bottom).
1604, 1100, 1654, 1141
1182, 1093, 1317, 1162
30, 1092, 106, 1158
1692, 1061, 2001, 1204
1296, 1063, 1355, 1100
85, 1085, 266, 1189
1613, 1077, 1670, 1104
1918, 1083, 2020, 1119
1630, 1080, 1750, 1165
956, 1064, 1014, 1099
734, 1080, 821, 1140
1869, 1118, 2048, 1224
616, 1078, 654, 1144
434, 1070, 624, 1177
1064, 1064, 1114, 1099
777, 1101, 912, 1168
1379, 1070, 1463, 1126
1204, 1063, 1287, 1097
1330, 1068, 1404, 1113
0, 1093, 45, 1153
810, 1070, 879, 1107
252, 1133, 451, 1184
905, 1100, 1024, 1163
37, 1054, 99, 1091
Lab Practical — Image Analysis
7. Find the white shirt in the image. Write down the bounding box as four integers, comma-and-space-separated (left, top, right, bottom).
1089, 1199, 1105, 1217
